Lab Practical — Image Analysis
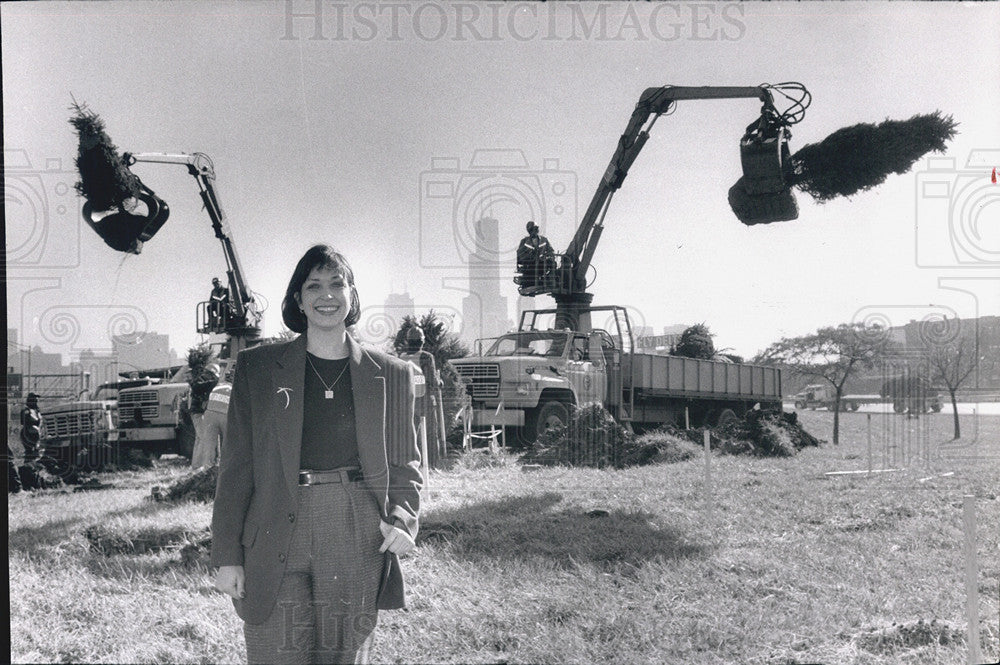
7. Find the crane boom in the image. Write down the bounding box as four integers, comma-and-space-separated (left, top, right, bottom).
560, 86, 773, 295
125, 152, 262, 346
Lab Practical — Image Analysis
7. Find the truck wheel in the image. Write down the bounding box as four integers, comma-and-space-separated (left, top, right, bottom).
716, 409, 739, 428
176, 411, 197, 459
893, 401, 905, 414
794, 401, 806, 410
930, 402, 942, 413
528, 401, 569, 441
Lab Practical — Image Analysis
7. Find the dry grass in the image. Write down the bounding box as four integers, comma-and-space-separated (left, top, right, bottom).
9, 412, 999, 664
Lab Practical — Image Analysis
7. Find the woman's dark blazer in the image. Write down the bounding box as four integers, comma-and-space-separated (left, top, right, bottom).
210, 333, 423, 624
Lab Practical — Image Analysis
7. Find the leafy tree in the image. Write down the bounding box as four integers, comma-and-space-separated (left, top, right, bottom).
672, 323, 715, 360
925, 321, 988, 439
393, 310, 469, 368
393, 311, 470, 436
756, 322, 890, 444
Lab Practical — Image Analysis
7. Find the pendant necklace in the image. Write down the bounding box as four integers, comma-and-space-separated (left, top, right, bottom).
307, 355, 348, 399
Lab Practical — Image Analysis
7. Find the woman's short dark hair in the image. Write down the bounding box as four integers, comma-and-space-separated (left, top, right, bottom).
281, 245, 362, 333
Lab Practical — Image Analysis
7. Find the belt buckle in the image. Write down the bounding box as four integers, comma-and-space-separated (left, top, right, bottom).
299, 471, 313, 486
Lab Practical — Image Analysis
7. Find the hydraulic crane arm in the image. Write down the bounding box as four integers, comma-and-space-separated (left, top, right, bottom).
561, 85, 774, 294
124, 152, 260, 328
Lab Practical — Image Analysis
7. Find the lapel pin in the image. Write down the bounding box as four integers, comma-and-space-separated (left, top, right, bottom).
276, 387, 293, 409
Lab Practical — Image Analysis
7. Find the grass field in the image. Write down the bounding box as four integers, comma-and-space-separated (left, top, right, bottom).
9, 411, 999, 664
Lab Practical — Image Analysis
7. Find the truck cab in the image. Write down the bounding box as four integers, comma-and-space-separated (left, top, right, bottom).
40, 378, 159, 464
450, 328, 614, 442
112, 365, 194, 456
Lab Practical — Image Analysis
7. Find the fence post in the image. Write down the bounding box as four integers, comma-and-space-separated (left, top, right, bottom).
462, 406, 471, 451
419, 417, 429, 498
685, 407, 690, 430
703, 429, 712, 518
866, 414, 872, 475
964, 496, 982, 665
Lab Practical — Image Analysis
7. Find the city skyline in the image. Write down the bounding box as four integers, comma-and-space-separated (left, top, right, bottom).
5, 2, 998, 366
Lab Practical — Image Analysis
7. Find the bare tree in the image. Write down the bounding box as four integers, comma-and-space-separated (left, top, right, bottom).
926, 322, 986, 440
756, 322, 890, 444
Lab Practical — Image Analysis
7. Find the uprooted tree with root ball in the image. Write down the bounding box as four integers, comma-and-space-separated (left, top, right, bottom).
754, 322, 891, 444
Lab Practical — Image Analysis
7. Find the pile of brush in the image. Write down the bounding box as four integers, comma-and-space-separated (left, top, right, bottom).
151, 464, 218, 503
521, 404, 631, 469
714, 409, 824, 457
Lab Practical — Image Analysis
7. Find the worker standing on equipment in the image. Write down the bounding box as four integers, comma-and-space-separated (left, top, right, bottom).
399, 326, 446, 466
516, 221, 555, 288
208, 277, 229, 331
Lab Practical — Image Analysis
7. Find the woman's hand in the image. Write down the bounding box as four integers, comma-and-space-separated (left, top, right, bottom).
215, 565, 245, 599
379, 519, 416, 555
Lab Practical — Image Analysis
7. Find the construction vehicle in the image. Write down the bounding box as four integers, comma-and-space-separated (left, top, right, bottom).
453, 84, 809, 441
792, 381, 942, 413
38, 377, 158, 468
792, 384, 883, 412
96, 152, 262, 458
452, 306, 782, 441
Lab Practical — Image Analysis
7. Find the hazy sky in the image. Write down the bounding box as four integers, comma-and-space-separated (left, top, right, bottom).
5, 1, 999, 361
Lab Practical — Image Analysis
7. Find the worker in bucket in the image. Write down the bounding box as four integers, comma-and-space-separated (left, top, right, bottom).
516, 221, 555, 287
208, 277, 230, 331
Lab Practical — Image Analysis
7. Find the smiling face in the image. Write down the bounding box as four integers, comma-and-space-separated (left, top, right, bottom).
296, 266, 352, 333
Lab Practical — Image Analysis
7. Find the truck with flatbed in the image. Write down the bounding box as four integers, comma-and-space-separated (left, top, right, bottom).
452, 83, 808, 441
452, 306, 782, 441
792, 382, 942, 413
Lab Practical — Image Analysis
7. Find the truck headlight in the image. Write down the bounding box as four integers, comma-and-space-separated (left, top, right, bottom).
515, 383, 531, 395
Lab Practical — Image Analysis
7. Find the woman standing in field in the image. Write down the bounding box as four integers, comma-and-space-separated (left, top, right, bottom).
211, 245, 423, 664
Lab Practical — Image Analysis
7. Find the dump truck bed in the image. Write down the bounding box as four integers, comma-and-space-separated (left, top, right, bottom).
621, 353, 782, 401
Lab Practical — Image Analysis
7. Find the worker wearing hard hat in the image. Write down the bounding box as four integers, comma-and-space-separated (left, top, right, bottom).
192, 366, 230, 469
399, 326, 446, 466
190, 363, 222, 468
516, 221, 555, 288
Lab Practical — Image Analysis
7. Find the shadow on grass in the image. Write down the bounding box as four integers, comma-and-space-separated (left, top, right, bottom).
417, 492, 709, 570
7, 496, 186, 555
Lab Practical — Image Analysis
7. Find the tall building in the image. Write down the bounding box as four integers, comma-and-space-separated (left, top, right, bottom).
461, 217, 510, 344
382, 291, 416, 340
75, 349, 122, 387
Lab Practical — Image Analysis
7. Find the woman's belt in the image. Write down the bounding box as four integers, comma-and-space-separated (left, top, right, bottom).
298, 467, 363, 485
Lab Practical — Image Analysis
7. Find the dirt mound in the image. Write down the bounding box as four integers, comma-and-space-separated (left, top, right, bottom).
621, 428, 703, 466
151, 464, 218, 503
716, 409, 823, 457
854, 619, 964, 655
85, 524, 210, 556
520, 407, 823, 469
521, 404, 631, 468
